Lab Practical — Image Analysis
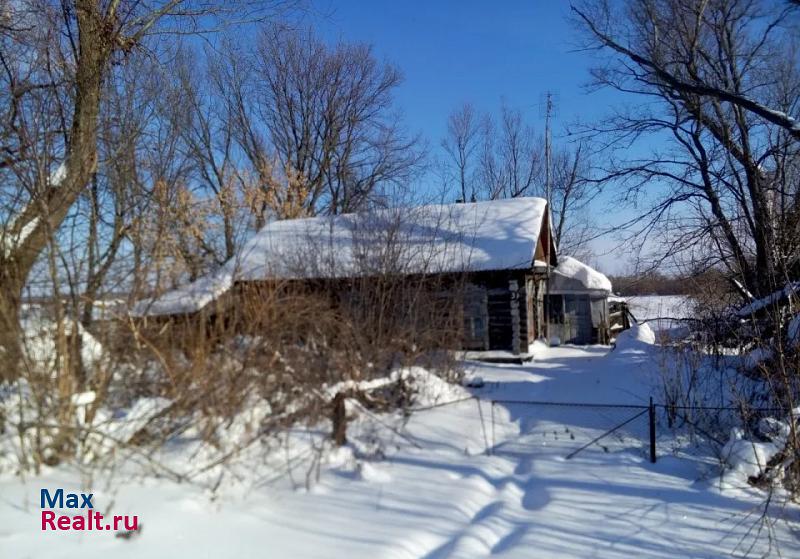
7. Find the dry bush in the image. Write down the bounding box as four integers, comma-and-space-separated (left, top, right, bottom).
657, 286, 800, 499
1, 196, 472, 479
1, 270, 466, 477
1, 297, 129, 472
112, 272, 466, 461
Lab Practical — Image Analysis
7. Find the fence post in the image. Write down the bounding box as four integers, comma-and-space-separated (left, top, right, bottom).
491, 401, 496, 452
648, 396, 657, 464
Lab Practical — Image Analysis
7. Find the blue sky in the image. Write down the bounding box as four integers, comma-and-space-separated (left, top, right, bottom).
308, 1, 645, 274
310, 1, 617, 140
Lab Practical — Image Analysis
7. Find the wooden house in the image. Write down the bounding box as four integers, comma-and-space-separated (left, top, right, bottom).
133, 198, 587, 355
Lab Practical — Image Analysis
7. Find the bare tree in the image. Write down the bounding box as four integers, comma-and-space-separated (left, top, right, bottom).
572, 0, 800, 297
440, 102, 596, 256
174, 48, 244, 264
573, 0, 800, 138
550, 143, 598, 257
442, 103, 483, 202
222, 25, 423, 217
479, 105, 541, 200
0, 0, 293, 369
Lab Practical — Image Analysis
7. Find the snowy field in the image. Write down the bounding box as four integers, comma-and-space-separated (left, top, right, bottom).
625, 294, 692, 325
625, 295, 693, 338
2, 334, 798, 558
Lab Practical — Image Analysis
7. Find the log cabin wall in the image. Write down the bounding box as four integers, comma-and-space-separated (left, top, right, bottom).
135, 268, 547, 355
464, 270, 540, 354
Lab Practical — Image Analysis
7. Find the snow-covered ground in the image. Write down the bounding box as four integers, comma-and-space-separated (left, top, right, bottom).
2, 340, 798, 558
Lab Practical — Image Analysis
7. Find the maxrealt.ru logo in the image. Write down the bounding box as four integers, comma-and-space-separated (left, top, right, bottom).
40, 489, 139, 532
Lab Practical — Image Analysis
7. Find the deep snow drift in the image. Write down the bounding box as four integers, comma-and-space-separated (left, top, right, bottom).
2, 341, 798, 558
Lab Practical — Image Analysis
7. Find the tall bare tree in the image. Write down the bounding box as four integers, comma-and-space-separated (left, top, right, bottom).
0, 1, 292, 368
573, 0, 800, 297
479, 105, 541, 200
442, 103, 483, 202
550, 143, 598, 257
243, 25, 422, 216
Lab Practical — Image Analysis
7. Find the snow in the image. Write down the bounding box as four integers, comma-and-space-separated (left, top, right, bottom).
731, 278, 753, 301
736, 281, 800, 317
0, 165, 64, 253
325, 366, 469, 407
15, 217, 38, 246
2, 216, 38, 257
551, 255, 612, 293
131, 269, 232, 316
71, 391, 96, 407
134, 197, 550, 316
19, 310, 106, 375
398, 366, 469, 407
720, 428, 779, 485
788, 313, 800, 347
614, 322, 656, 352
625, 295, 693, 336
625, 295, 692, 323
3, 341, 798, 557
49, 162, 67, 187
741, 347, 773, 371
757, 417, 791, 446
92, 397, 173, 447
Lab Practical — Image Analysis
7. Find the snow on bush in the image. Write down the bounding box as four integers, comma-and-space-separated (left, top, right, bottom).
721, 427, 780, 482
93, 398, 172, 443
326, 366, 467, 408
757, 417, 791, 446
356, 460, 392, 483
719, 413, 800, 490
741, 347, 774, 371
19, 311, 106, 375
788, 313, 800, 348
398, 366, 468, 407
528, 339, 550, 354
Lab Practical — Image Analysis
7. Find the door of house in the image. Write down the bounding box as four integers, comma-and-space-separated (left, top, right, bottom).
564, 295, 592, 344
487, 289, 513, 351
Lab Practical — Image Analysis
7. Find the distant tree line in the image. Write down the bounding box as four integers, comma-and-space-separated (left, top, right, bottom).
609, 269, 732, 297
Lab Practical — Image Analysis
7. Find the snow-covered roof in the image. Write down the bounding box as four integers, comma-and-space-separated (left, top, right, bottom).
549, 256, 612, 295
134, 197, 551, 316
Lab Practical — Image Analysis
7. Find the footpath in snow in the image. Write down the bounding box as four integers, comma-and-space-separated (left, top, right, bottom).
2, 340, 799, 558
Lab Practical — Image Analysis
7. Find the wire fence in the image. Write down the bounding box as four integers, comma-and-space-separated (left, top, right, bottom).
484, 398, 655, 461
419, 395, 789, 463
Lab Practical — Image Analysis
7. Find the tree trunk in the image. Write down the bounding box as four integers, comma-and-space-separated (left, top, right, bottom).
0, 1, 110, 367
0, 267, 23, 380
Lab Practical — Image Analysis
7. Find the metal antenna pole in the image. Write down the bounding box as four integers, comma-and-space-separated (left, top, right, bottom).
542, 92, 555, 342
545, 92, 552, 208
